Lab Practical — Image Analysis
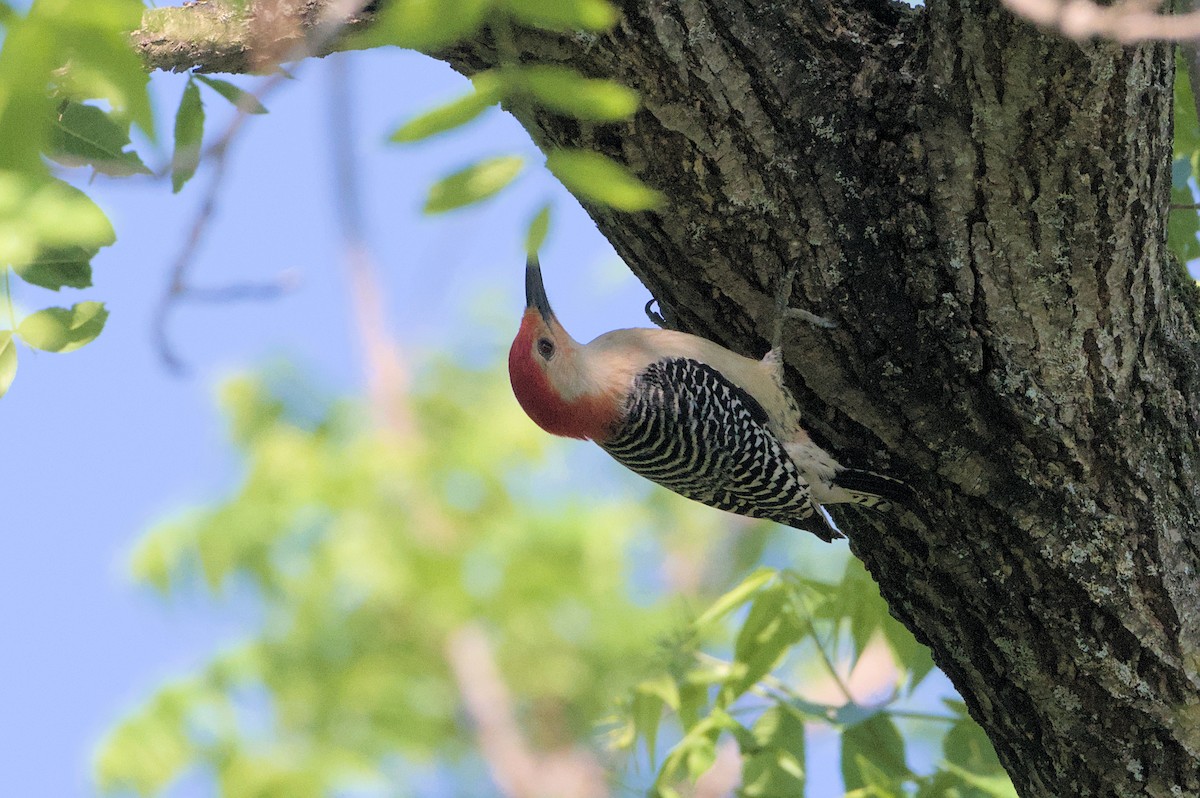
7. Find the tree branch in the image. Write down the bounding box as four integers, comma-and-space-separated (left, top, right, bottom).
444, 625, 608, 798
133, 0, 376, 73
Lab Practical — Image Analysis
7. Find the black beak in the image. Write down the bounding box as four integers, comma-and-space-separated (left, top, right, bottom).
525, 256, 555, 321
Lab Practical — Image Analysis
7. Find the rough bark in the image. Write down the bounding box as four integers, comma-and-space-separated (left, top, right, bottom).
136, 1, 1200, 795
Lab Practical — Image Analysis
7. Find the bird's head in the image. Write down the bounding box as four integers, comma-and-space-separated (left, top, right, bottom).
508, 257, 621, 441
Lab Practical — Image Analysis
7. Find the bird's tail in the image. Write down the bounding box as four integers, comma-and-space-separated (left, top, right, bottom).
830, 468, 913, 513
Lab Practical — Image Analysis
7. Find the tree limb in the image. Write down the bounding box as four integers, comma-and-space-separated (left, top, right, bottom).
133, 0, 376, 73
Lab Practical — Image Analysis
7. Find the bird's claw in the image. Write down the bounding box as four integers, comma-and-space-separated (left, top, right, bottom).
784, 307, 837, 330
772, 268, 836, 349
645, 297, 678, 330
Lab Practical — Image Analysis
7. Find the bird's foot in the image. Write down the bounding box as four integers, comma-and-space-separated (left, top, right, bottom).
645, 296, 680, 330
784, 307, 838, 329
771, 268, 836, 350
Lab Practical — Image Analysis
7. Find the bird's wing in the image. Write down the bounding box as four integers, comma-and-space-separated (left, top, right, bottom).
600, 357, 840, 540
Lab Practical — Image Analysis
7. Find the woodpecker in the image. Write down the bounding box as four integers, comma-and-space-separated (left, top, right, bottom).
508, 257, 909, 540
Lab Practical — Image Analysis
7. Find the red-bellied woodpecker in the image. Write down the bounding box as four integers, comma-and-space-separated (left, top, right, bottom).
508, 256, 909, 540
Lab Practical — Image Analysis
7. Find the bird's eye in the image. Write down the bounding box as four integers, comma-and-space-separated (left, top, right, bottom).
537, 338, 555, 360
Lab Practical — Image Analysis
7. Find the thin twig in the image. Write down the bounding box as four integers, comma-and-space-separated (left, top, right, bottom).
886, 709, 959, 723
326, 44, 412, 434
444, 624, 609, 798
811, 630, 856, 703
444, 625, 542, 797
152, 0, 374, 373
180, 280, 293, 303
152, 119, 239, 372
793, 597, 856, 703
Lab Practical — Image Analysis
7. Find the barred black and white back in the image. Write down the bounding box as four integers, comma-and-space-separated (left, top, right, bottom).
601, 358, 843, 540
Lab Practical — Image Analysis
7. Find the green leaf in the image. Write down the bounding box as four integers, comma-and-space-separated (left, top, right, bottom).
879, 607, 935, 691
942, 697, 970, 717
0, 16, 59, 172
1170, 52, 1200, 265
632, 684, 667, 764
0, 177, 116, 266
194, 75, 268, 114
129, 522, 188, 594
94, 681, 200, 795
172, 79, 205, 194
0, 330, 16, 398
723, 582, 805, 700
940, 763, 1019, 798
499, 0, 618, 31
1175, 51, 1200, 160
515, 66, 638, 121
424, 156, 524, 214
34, 181, 116, 250
16, 301, 108, 352
656, 711, 738, 788
841, 714, 909, 792
815, 557, 887, 667
695, 567, 776, 627
51, 0, 155, 140
220, 378, 286, 447
944, 717, 1005, 776
638, 675, 681, 711
349, 0, 491, 52
12, 247, 93, 291
845, 755, 905, 797
545, 149, 664, 211
740, 705, 806, 797
46, 102, 151, 176
390, 72, 502, 142
1168, 185, 1200, 265
684, 737, 717, 782
916, 771, 969, 798
524, 203, 551, 256
677, 681, 709, 732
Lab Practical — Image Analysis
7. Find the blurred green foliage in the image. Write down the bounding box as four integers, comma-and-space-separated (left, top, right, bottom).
1172, 52, 1200, 266
97, 357, 1013, 797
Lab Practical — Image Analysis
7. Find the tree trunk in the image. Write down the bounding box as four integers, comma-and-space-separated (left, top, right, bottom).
138, 1, 1200, 794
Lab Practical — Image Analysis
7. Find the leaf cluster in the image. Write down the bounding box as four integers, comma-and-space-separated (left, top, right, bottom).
377, 0, 663, 253
0, 0, 154, 395
0, 0, 285, 397
614, 563, 1016, 798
